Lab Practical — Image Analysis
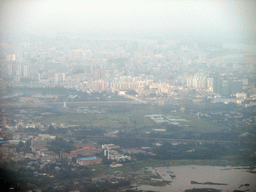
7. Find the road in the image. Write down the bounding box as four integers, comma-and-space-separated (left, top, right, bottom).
4, 100, 144, 107
122, 94, 148, 104
49, 100, 144, 106
86, 135, 241, 144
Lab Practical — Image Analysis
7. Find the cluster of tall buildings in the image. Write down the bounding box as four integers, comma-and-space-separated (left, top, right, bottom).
2, 37, 254, 102
2, 57, 30, 79
68, 49, 92, 60
111, 76, 153, 92
213, 76, 244, 96
187, 74, 213, 91
90, 80, 108, 92
186, 73, 245, 96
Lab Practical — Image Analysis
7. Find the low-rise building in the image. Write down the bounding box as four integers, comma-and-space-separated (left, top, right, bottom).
31, 145, 48, 154
76, 157, 102, 166
41, 151, 59, 161
62, 145, 102, 160
102, 144, 120, 150
110, 162, 123, 167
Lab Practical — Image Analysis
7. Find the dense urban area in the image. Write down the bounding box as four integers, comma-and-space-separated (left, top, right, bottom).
0, 32, 256, 192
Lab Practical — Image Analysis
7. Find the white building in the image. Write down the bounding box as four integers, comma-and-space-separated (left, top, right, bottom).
102, 144, 120, 150
236, 92, 247, 100
55, 73, 65, 83
23, 65, 29, 78
6, 54, 16, 62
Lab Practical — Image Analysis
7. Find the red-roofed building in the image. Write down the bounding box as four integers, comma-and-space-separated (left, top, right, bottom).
62, 146, 102, 160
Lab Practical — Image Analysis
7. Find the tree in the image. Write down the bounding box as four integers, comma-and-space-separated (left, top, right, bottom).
126, 89, 137, 95
47, 137, 75, 153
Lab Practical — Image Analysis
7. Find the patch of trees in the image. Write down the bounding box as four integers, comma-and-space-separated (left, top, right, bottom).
147, 132, 182, 139
47, 137, 76, 153
152, 142, 226, 160
135, 153, 155, 161
182, 131, 196, 139
126, 89, 137, 95
16, 140, 32, 153
164, 123, 183, 132
47, 125, 67, 134
98, 138, 151, 148
86, 180, 130, 192
72, 127, 105, 139
199, 131, 239, 141
107, 105, 130, 112
24, 127, 41, 133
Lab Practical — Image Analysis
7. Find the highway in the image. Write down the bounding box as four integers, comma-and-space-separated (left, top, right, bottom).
52, 100, 142, 106
3, 100, 144, 107
122, 94, 148, 104
86, 135, 242, 144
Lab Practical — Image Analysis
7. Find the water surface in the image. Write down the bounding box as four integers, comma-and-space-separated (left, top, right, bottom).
137, 165, 256, 192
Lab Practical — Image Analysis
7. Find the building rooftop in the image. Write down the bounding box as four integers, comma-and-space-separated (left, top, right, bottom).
78, 157, 97, 161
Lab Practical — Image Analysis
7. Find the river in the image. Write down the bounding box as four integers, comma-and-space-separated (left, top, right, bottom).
136, 165, 256, 192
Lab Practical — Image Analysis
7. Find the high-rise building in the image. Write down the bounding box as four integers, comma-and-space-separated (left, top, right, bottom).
93, 68, 101, 81
99, 80, 106, 91
69, 49, 86, 60
7, 64, 13, 77
23, 65, 29, 78
6, 54, 16, 62
207, 78, 213, 92
199, 53, 207, 63
221, 80, 229, 96
230, 80, 243, 95
213, 75, 222, 94
92, 68, 106, 81
91, 81, 100, 92
217, 79, 244, 96
55, 73, 65, 83
16, 63, 23, 77
84, 65, 91, 74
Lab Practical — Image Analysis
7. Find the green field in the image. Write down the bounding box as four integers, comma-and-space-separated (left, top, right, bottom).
89, 157, 242, 178
43, 105, 227, 133
43, 105, 160, 128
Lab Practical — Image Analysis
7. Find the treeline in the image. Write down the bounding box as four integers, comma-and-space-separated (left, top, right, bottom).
152, 142, 230, 160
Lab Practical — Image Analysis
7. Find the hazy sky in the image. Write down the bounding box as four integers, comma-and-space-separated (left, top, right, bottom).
1, 0, 256, 41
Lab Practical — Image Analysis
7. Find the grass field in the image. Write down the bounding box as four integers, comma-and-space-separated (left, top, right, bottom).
43, 105, 160, 128
88, 157, 242, 178
43, 104, 227, 133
